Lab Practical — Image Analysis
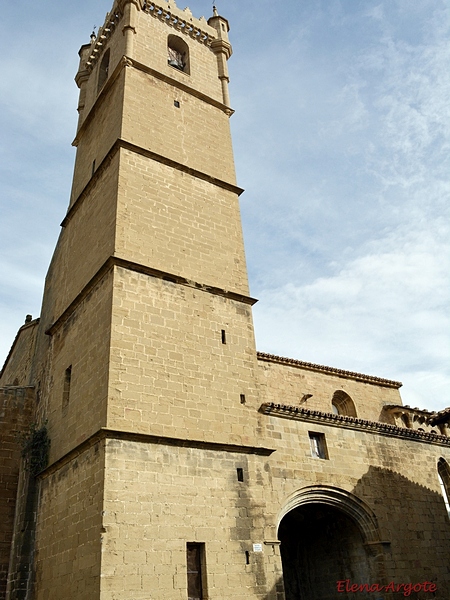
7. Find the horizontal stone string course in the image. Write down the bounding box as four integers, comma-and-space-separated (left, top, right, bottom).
44, 254, 258, 336
260, 402, 450, 445
37, 428, 275, 481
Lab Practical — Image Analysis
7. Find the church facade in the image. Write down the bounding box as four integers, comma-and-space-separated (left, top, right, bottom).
1, 1, 450, 599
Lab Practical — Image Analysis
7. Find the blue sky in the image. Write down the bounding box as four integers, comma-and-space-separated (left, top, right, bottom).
1, 0, 449, 410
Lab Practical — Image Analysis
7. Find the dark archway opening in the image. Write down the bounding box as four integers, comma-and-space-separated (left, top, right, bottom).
278, 504, 374, 600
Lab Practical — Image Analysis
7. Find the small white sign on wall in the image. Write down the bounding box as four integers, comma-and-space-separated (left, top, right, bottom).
252, 543, 263, 553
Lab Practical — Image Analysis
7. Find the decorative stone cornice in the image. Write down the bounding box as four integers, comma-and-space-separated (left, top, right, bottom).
142, 1, 216, 45
257, 352, 402, 389
384, 404, 432, 423
210, 38, 233, 60
383, 404, 450, 429
430, 407, 450, 426
84, 8, 122, 71
259, 402, 450, 446
384, 403, 433, 416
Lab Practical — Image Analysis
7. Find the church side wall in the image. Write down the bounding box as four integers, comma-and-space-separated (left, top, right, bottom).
98, 426, 450, 599
257, 359, 402, 422
261, 413, 450, 595
0, 322, 39, 388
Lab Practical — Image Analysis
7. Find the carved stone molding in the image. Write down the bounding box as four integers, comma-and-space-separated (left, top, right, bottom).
260, 402, 450, 446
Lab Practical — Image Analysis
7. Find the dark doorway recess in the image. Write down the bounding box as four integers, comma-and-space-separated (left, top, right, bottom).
278, 503, 374, 600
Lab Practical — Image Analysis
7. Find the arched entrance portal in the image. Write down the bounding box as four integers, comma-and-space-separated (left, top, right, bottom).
278, 486, 384, 600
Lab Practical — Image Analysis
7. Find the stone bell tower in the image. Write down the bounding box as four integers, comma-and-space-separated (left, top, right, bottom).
7, 1, 270, 598
37, 0, 259, 457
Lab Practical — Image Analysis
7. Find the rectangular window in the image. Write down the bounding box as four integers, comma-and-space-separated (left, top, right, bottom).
309, 432, 328, 459
187, 543, 206, 600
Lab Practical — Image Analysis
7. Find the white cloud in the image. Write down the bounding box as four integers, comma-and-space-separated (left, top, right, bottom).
253, 216, 449, 410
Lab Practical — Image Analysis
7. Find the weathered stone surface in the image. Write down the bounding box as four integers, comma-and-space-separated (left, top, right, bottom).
1, 2, 450, 599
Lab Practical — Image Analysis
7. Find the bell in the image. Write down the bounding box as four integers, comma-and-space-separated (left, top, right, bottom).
168, 59, 184, 70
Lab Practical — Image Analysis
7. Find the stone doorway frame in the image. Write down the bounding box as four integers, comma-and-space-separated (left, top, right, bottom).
277, 485, 390, 585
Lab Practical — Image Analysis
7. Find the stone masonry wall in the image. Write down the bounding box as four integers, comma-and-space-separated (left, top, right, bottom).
257, 358, 402, 423
50, 150, 119, 323
43, 271, 113, 463
96, 415, 450, 599
121, 67, 236, 185
261, 410, 450, 598
70, 72, 124, 208
0, 321, 39, 388
34, 441, 105, 600
116, 149, 248, 295
0, 387, 34, 600
108, 266, 259, 446
100, 438, 281, 600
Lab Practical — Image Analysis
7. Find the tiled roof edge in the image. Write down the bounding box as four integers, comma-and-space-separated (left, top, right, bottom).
260, 403, 450, 445
257, 352, 402, 388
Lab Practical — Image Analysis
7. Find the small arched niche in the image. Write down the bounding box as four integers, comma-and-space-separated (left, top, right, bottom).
168, 35, 190, 74
331, 390, 357, 418
97, 48, 110, 93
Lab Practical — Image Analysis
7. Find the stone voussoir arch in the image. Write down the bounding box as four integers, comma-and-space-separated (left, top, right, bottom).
278, 484, 382, 545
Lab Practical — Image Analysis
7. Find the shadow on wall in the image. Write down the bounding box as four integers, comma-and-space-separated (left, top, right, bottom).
262, 576, 285, 600
272, 466, 450, 600
352, 465, 450, 600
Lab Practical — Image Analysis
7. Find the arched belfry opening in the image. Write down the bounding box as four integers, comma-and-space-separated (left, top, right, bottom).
167, 34, 190, 74
278, 486, 384, 600
97, 48, 110, 93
